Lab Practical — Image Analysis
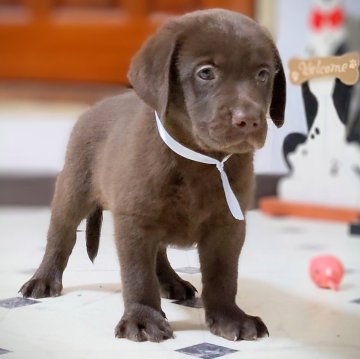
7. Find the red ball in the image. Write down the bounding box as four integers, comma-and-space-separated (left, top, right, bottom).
309, 255, 344, 291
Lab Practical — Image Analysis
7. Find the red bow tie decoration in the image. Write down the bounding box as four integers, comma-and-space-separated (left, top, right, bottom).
310, 7, 344, 31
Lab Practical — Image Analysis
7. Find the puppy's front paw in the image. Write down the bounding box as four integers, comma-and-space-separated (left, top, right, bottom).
19, 276, 62, 299
115, 304, 173, 342
206, 306, 268, 341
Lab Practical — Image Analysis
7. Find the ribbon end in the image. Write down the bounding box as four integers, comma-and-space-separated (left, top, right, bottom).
234, 211, 245, 221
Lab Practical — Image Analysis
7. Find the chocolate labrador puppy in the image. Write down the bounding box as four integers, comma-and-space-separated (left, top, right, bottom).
20, 9, 285, 342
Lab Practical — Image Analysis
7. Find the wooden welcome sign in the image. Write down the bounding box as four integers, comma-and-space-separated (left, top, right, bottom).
288, 52, 360, 85
260, 51, 360, 222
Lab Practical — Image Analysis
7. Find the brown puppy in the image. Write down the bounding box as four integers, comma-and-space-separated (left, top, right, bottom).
20, 9, 286, 342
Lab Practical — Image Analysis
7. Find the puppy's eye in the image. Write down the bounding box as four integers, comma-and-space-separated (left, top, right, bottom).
196, 65, 216, 81
256, 69, 270, 83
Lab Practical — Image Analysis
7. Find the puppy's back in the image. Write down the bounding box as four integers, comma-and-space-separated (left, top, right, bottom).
65, 89, 138, 158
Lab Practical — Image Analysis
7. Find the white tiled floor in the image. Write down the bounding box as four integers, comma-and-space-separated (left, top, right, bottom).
0, 208, 359, 359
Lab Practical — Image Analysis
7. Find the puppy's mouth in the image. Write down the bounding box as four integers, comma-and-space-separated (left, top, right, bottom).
193, 123, 266, 153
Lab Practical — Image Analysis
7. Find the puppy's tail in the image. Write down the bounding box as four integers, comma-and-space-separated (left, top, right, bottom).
86, 206, 103, 263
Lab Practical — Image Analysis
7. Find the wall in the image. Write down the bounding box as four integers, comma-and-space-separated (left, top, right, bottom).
0, 101, 84, 176
1, 0, 360, 177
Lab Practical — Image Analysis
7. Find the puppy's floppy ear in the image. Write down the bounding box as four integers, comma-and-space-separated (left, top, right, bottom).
270, 47, 286, 128
128, 23, 179, 119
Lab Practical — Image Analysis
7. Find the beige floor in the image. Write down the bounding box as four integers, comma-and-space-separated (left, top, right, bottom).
0, 208, 359, 359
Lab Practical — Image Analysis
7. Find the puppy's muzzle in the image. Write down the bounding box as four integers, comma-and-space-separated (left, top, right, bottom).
231, 109, 261, 135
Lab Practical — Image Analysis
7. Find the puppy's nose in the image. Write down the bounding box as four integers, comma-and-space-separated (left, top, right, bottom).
231, 109, 260, 134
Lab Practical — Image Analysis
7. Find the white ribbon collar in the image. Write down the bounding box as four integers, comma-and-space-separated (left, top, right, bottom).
155, 111, 244, 220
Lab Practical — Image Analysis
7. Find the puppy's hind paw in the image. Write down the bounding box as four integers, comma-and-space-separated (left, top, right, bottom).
160, 277, 197, 300
19, 277, 62, 299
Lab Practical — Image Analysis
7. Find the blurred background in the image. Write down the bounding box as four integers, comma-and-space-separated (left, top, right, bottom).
0, 0, 359, 207
1, 4, 360, 358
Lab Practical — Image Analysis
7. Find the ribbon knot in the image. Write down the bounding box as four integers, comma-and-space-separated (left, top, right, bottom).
216, 162, 224, 172
154, 112, 244, 221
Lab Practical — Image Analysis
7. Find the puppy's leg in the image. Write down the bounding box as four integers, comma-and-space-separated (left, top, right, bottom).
114, 217, 173, 342
198, 222, 268, 341
156, 245, 197, 300
20, 171, 95, 298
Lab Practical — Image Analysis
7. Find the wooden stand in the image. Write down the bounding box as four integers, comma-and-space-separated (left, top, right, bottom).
260, 196, 360, 222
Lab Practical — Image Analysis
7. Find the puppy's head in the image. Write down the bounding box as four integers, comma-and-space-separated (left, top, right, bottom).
128, 9, 286, 154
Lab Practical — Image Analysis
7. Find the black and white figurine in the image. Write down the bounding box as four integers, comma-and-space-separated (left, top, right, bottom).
280, 0, 360, 209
